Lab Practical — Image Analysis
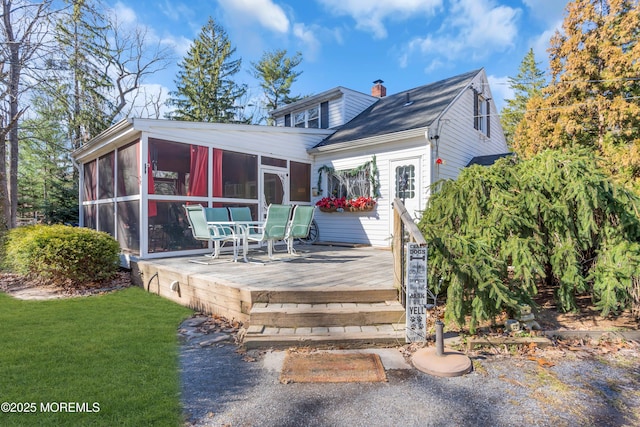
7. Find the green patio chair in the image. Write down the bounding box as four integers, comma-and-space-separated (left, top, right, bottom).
245, 204, 292, 260
228, 207, 261, 238
285, 205, 316, 255
183, 205, 239, 263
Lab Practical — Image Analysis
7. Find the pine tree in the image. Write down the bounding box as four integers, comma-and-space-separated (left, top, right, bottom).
419, 149, 640, 333
251, 49, 303, 124
166, 18, 246, 123
19, 93, 77, 224
514, 0, 640, 192
46, 0, 170, 147
500, 48, 546, 147
51, 0, 113, 148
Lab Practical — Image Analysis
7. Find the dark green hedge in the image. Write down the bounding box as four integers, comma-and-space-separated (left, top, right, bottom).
3, 225, 120, 286
419, 148, 640, 333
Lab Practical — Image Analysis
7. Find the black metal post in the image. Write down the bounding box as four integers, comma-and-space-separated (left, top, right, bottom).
435, 320, 444, 356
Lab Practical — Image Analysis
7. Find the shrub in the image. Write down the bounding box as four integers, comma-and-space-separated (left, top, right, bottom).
4, 224, 120, 286
419, 148, 640, 333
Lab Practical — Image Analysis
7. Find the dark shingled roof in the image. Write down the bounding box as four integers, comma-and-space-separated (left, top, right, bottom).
314, 69, 481, 148
466, 152, 513, 167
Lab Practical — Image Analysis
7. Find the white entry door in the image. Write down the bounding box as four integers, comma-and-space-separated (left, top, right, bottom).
261, 167, 289, 219
390, 158, 422, 233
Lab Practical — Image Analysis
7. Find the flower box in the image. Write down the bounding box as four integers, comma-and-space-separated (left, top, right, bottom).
316, 196, 376, 213
346, 205, 375, 212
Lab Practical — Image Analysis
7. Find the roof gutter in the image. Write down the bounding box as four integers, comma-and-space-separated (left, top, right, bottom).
270, 87, 345, 117
307, 127, 429, 154
71, 118, 135, 161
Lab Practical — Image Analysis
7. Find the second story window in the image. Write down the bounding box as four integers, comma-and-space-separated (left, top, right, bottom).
294, 111, 306, 127
293, 106, 320, 128
473, 90, 491, 138
307, 107, 319, 128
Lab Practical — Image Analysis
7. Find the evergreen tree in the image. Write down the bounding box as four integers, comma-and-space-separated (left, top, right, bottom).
43, 0, 171, 148
251, 49, 303, 124
166, 18, 246, 123
514, 0, 640, 192
419, 149, 640, 333
1, 0, 52, 229
51, 0, 113, 148
19, 93, 77, 224
500, 48, 546, 147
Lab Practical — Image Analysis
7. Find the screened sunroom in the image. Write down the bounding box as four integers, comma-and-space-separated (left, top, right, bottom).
72, 118, 333, 264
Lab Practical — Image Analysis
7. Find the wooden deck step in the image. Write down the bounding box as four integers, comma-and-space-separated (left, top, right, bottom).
243, 323, 407, 350
250, 301, 405, 328
250, 288, 399, 304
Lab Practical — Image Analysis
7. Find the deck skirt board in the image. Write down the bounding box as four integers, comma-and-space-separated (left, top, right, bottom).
133, 246, 406, 348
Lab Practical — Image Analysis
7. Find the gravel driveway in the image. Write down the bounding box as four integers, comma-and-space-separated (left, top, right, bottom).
179, 317, 640, 427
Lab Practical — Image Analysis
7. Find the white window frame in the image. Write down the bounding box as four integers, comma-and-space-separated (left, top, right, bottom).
477, 96, 487, 134
293, 105, 320, 128
294, 111, 306, 128
474, 91, 490, 137
473, 90, 491, 138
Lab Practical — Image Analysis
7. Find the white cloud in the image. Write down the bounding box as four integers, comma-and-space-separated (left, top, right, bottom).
487, 74, 512, 112
447, 0, 520, 52
217, 0, 290, 33
160, 34, 193, 59
318, 0, 442, 39
112, 2, 137, 26
158, 1, 197, 23
529, 25, 559, 72
424, 59, 445, 74
293, 23, 321, 60
400, 0, 520, 67
126, 83, 172, 119
523, 0, 566, 76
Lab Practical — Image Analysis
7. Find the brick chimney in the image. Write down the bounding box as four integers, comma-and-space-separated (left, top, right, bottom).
371, 79, 386, 97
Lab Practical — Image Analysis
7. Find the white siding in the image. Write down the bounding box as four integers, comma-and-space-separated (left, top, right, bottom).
312, 138, 428, 248
143, 125, 331, 162
343, 89, 378, 124
270, 87, 376, 130
430, 71, 508, 183
309, 71, 508, 248
328, 98, 343, 129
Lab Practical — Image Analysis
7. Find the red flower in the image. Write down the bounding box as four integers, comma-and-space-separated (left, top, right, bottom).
316, 196, 376, 210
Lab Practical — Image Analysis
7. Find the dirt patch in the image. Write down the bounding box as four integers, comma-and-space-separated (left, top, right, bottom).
0, 271, 133, 300
533, 287, 639, 332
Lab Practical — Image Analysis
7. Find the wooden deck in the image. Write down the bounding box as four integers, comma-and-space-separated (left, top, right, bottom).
132, 244, 406, 348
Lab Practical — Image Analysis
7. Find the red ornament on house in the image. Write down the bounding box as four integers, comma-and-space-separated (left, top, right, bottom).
435, 158, 443, 165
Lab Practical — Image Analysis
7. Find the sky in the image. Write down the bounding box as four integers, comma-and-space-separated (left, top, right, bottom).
105, 0, 572, 118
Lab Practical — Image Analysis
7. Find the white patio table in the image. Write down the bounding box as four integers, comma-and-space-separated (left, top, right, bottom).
207, 220, 264, 263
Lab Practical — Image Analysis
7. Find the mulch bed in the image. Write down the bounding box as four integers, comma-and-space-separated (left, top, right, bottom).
0, 270, 134, 298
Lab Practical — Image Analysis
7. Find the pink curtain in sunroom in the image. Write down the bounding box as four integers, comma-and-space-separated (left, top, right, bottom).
212, 149, 224, 207
188, 145, 208, 197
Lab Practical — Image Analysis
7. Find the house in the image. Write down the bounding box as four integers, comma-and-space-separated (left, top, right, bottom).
71, 68, 508, 263
272, 68, 509, 247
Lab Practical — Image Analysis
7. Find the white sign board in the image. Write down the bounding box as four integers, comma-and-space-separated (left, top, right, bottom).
406, 243, 428, 342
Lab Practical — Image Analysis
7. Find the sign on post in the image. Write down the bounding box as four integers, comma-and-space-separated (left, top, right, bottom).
406, 243, 428, 342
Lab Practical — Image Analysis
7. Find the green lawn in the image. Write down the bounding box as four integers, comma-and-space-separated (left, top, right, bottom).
0, 287, 193, 426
